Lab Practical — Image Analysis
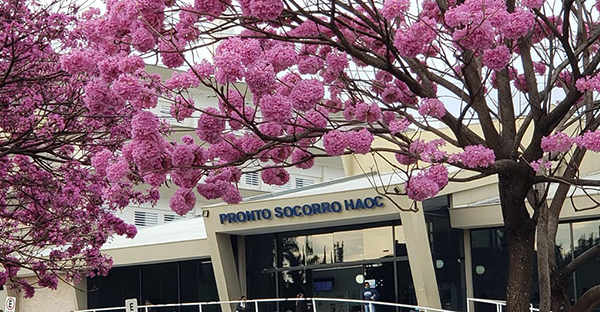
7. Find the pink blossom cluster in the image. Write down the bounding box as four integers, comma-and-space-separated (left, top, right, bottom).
576, 130, 600, 152
418, 98, 446, 118
541, 132, 575, 153
482, 46, 511, 71
409, 139, 447, 162
323, 129, 374, 155
394, 18, 437, 58
406, 165, 448, 201
261, 167, 290, 185
381, 0, 410, 20
530, 159, 553, 173
451, 145, 496, 168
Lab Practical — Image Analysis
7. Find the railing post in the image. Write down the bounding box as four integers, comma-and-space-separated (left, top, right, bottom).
467, 299, 471, 312
312, 299, 317, 312
530, 303, 534, 312
199, 303, 203, 312
496, 303, 502, 312
255, 300, 260, 312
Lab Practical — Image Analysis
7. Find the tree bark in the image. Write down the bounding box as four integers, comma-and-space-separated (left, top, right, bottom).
537, 199, 552, 312
498, 162, 537, 312
570, 286, 600, 312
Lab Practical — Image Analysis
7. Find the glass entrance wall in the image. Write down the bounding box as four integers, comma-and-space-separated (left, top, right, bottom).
87, 259, 219, 312
471, 219, 600, 309
245, 222, 415, 312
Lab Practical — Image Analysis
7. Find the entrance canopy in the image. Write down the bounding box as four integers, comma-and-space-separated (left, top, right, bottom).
203, 172, 411, 235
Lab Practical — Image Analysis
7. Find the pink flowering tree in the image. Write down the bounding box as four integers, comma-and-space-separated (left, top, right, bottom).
0, 0, 152, 297
73, 0, 600, 310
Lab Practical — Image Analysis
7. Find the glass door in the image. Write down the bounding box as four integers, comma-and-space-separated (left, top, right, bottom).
363, 263, 395, 312
311, 266, 363, 312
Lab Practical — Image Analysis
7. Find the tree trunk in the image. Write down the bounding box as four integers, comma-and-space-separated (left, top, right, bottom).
498, 163, 536, 312
537, 200, 552, 312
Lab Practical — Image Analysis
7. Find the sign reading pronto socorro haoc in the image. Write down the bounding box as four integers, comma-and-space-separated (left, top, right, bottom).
219, 196, 384, 224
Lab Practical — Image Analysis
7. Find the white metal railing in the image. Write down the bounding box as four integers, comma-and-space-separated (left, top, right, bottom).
74, 297, 458, 312
467, 298, 539, 312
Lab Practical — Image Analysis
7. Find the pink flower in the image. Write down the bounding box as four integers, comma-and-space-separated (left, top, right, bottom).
381, 0, 410, 20
389, 118, 411, 134
214, 50, 244, 84
298, 56, 324, 75
106, 159, 129, 183
194, 0, 230, 18
452, 20, 495, 50
112, 74, 142, 101
292, 148, 315, 169
325, 52, 349, 73
259, 122, 284, 137
159, 39, 185, 68
530, 159, 552, 173
453, 145, 495, 168
406, 165, 448, 201
323, 130, 348, 156
190, 60, 215, 79
169, 188, 196, 216
409, 139, 446, 162
522, 0, 544, 8
576, 130, 600, 152
482, 46, 511, 71
196, 107, 225, 144
197, 181, 227, 199
290, 79, 325, 111
60, 49, 98, 74
424, 164, 449, 189
418, 98, 446, 118
171, 96, 195, 122
131, 27, 157, 52
248, 0, 284, 20
143, 172, 167, 187
406, 176, 440, 201
395, 154, 417, 165
261, 167, 290, 185
172, 144, 195, 167
347, 128, 374, 154
541, 132, 574, 153
265, 43, 298, 72
222, 184, 242, 204
501, 9, 535, 40
394, 18, 436, 58
354, 102, 382, 123
165, 71, 200, 89
239, 134, 264, 154
260, 94, 293, 123
84, 79, 121, 115
246, 61, 276, 95
514, 74, 528, 92
118, 56, 145, 74
131, 111, 160, 140
533, 62, 547, 75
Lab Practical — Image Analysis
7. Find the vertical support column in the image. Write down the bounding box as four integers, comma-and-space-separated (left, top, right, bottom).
208, 231, 242, 312
463, 230, 475, 312
73, 277, 88, 310
238, 235, 247, 296
399, 203, 441, 309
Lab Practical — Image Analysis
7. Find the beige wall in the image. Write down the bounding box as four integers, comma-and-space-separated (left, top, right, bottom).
13, 275, 83, 312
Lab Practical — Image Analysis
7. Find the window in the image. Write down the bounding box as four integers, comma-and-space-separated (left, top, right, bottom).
295, 177, 315, 189
164, 214, 186, 223
245, 172, 260, 186
134, 211, 159, 228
